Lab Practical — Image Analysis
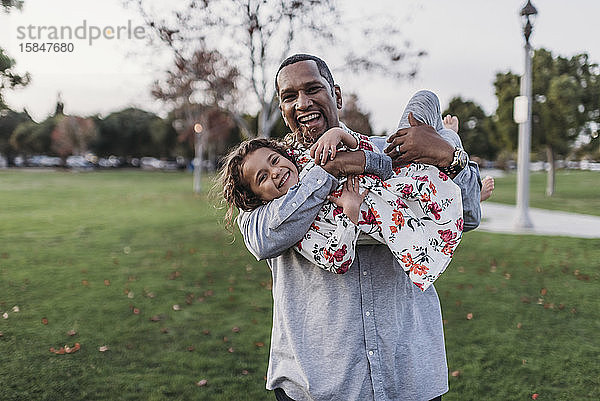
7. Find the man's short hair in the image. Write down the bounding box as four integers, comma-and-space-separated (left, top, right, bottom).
275, 54, 335, 95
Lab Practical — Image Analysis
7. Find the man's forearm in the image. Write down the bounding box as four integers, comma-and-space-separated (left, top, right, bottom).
322, 150, 392, 180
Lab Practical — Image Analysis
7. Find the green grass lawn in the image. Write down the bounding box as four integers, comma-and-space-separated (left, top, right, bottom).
1, 170, 598, 400
485, 170, 600, 216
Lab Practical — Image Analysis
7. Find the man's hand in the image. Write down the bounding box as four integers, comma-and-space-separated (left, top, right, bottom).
384, 112, 454, 168
320, 151, 365, 177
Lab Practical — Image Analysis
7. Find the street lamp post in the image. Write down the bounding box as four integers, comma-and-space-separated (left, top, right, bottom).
514, 0, 537, 230
193, 123, 203, 194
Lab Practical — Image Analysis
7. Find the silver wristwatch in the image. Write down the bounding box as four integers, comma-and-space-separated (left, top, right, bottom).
440, 147, 468, 176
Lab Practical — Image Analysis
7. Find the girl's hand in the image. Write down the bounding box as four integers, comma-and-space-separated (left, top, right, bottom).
327, 175, 368, 225
310, 128, 344, 165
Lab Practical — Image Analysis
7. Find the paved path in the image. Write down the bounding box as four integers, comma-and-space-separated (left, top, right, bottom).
478, 202, 600, 239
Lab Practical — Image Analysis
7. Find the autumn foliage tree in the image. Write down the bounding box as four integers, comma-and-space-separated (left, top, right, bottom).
51, 116, 98, 159
130, 0, 425, 137
152, 48, 240, 167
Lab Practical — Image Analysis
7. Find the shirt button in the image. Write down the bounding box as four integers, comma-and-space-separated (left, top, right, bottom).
368, 350, 374, 356
316, 179, 321, 183
365, 311, 370, 316
292, 202, 297, 207
363, 271, 367, 276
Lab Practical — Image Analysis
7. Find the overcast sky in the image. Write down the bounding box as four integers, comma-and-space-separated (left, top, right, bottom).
1, 0, 599, 134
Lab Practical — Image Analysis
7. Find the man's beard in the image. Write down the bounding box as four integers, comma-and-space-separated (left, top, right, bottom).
291, 115, 329, 147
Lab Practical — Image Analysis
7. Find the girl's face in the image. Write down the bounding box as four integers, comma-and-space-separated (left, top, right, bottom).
241, 147, 299, 202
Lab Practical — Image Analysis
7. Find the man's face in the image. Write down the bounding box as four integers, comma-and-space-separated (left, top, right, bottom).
277, 60, 342, 143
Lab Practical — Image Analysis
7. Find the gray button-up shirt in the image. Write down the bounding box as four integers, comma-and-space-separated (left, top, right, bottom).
238, 139, 481, 401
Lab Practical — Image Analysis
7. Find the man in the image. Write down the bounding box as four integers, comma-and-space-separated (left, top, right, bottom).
238, 54, 481, 401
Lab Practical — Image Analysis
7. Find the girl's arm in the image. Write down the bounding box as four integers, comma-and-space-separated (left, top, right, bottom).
294, 213, 360, 274
293, 175, 368, 273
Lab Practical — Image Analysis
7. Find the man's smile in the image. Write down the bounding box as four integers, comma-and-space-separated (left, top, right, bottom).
297, 112, 321, 124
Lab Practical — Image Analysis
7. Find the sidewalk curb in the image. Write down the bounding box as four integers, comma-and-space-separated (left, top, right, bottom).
478, 202, 600, 239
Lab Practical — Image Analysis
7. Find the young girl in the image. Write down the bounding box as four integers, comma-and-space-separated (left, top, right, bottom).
221, 127, 463, 291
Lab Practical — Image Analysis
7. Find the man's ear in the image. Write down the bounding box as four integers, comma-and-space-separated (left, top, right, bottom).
279, 104, 289, 127
334, 84, 342, 109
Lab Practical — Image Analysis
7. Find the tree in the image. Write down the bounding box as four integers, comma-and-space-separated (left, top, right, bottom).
130, 0, 425, 137
0, 108, 32, 164
493, 48, 600, 196
339, 93, 373, 136
151, 48, 241, 164
94, 108, 167, 158
51, 116, 98, 159
10, 116, 57, 157
493, 71, 520, 152
1, 1, 30, 109
442, 97, 498, 161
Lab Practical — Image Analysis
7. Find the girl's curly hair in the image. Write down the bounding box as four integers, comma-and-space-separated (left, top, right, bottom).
218, 138, 296, 231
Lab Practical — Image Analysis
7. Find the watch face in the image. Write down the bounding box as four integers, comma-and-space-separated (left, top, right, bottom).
458, 150, 468, 168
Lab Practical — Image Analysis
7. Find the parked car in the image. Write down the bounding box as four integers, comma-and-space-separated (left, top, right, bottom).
66, 155, 93, 169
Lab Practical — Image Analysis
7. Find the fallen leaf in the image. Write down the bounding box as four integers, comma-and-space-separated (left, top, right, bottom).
123, 246, 131, 254
202, 329, 210, 335
517, 323, 522, 329
228, 347, 234, 353
67, 330, 77, 336
521, 296, 531, 304
133, 308, 140, 315
2, 312, 8, 319
81, 280, 89, 286
41, 317, 48, 325
466, 313, 473, 320
540, 288, 547, 296
0, 331, 3, 337
232, 327, 240, 333
504, 273, 511, 280
160, 327, 169, 333
532, 394, 539, 400
172, 304, 181, 311
196, 379, 208, 387
522, 359, 527, 365
187, 346, 195, 352
99, 345, 109, 352
451, 370, 460, 377
12, 306, 19, 313
104, 280, 111, 286
254, 342, 264, 347
242, 370, 249, 375
50, 343, 80, 354
558, 304, 565, 310
127, 291, 135, 299
150, 315, 161, 322
223, 336, 229, 343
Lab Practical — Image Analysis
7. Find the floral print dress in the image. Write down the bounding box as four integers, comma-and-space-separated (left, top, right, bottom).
289, 128, 464, 291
